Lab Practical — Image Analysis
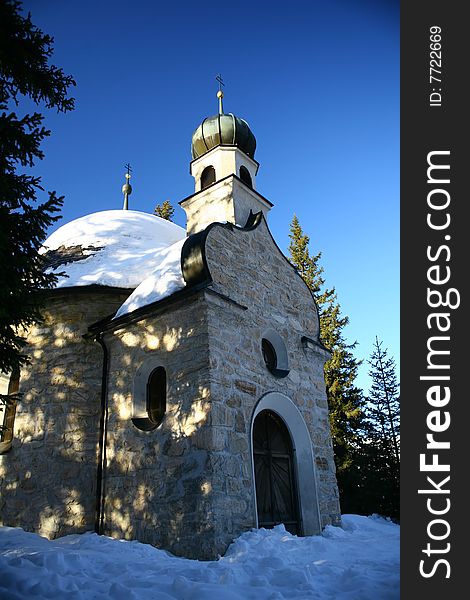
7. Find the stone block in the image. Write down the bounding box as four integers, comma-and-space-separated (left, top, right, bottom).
234, 380, 257, 396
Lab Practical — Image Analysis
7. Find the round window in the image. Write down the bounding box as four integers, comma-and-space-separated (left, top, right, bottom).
262, 338, 277, 372
260, 331, 290, 378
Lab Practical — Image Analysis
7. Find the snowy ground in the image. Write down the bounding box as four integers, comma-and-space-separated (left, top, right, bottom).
0, 515, 399, 600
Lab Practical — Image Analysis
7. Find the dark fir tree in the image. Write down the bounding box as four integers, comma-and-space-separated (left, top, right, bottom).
154, 200, 175, 221
0, 0, 75, 376
360, 337, 400, 518
367, 336, 400, 464
287, 215, 324, 294
288, 215, 364, 512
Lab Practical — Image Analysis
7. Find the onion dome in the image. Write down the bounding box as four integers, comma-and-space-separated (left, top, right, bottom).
191, 113, 256, 160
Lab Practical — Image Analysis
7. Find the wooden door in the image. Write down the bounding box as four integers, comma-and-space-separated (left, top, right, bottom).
253, 410, 301, 535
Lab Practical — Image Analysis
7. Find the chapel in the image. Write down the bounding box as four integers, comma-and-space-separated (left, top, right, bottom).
0, 91, 341, 559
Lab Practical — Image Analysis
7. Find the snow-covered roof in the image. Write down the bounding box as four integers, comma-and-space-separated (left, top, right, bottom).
114, 238, 186, 319
41, 210, 186, 292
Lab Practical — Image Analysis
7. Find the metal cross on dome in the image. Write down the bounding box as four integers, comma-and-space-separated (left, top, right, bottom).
216, 74, 225, 114
216, 73, 225, 91
122, 163, 132, 210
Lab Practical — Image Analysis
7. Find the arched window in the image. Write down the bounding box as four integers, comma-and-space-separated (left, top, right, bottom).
239, 165, 252, 188
201, 165, 216, 190
132, 366, 166, 431
261, 329, 289, 378
0, 368, 20, 454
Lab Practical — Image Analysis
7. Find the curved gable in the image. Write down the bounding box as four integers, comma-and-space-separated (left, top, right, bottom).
181, 212, 321, 342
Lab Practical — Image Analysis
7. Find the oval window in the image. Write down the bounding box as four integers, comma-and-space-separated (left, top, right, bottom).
262, 338, 277, 372
132, 366, 166, 431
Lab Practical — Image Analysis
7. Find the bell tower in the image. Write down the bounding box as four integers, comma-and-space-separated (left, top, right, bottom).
180, 81, 272, 234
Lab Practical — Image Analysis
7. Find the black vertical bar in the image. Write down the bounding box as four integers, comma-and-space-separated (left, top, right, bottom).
401, 2, 466, 597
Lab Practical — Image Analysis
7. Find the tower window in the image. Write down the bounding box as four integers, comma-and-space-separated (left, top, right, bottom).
239, 165, 252, 188
132, 366, 166, 431
201, 165, 216, 190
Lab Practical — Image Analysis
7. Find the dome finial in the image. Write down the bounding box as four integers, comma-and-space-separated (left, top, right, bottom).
216, 73, 225, 114
122, 163, 132, 210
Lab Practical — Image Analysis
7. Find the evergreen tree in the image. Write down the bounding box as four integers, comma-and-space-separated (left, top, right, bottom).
346, 338, 400, 520
288, 215, 364, 511
287, 215, 324, 293
366, 337, 400, 465
364, 337, 400, 502
154, 200, 174, 221
0, 0, 75, 375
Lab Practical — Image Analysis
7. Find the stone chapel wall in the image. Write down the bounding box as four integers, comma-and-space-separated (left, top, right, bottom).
0, 289, 128, 538
100, 293, 220, 559
202, 219, 341, 552
97, 219, 340, 560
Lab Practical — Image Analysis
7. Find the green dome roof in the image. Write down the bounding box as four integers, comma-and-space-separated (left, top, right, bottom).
191, 113, 256, 160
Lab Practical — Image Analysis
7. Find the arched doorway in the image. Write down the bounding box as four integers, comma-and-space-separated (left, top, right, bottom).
253, 410, 301, 534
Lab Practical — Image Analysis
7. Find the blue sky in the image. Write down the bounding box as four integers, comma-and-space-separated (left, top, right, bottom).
23, 0, 399, 393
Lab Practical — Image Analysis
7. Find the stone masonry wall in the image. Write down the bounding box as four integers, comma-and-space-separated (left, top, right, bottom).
202, 218, 341, 552
0, 289, 128, 538
101, 293, 220, 559
97, 218, 340, 560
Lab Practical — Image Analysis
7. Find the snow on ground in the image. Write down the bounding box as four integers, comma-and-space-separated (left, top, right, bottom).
0, 515, 399, 600
41, 210, 186, 290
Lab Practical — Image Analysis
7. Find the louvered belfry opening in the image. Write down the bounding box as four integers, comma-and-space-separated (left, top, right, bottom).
253, 410, 301, 535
